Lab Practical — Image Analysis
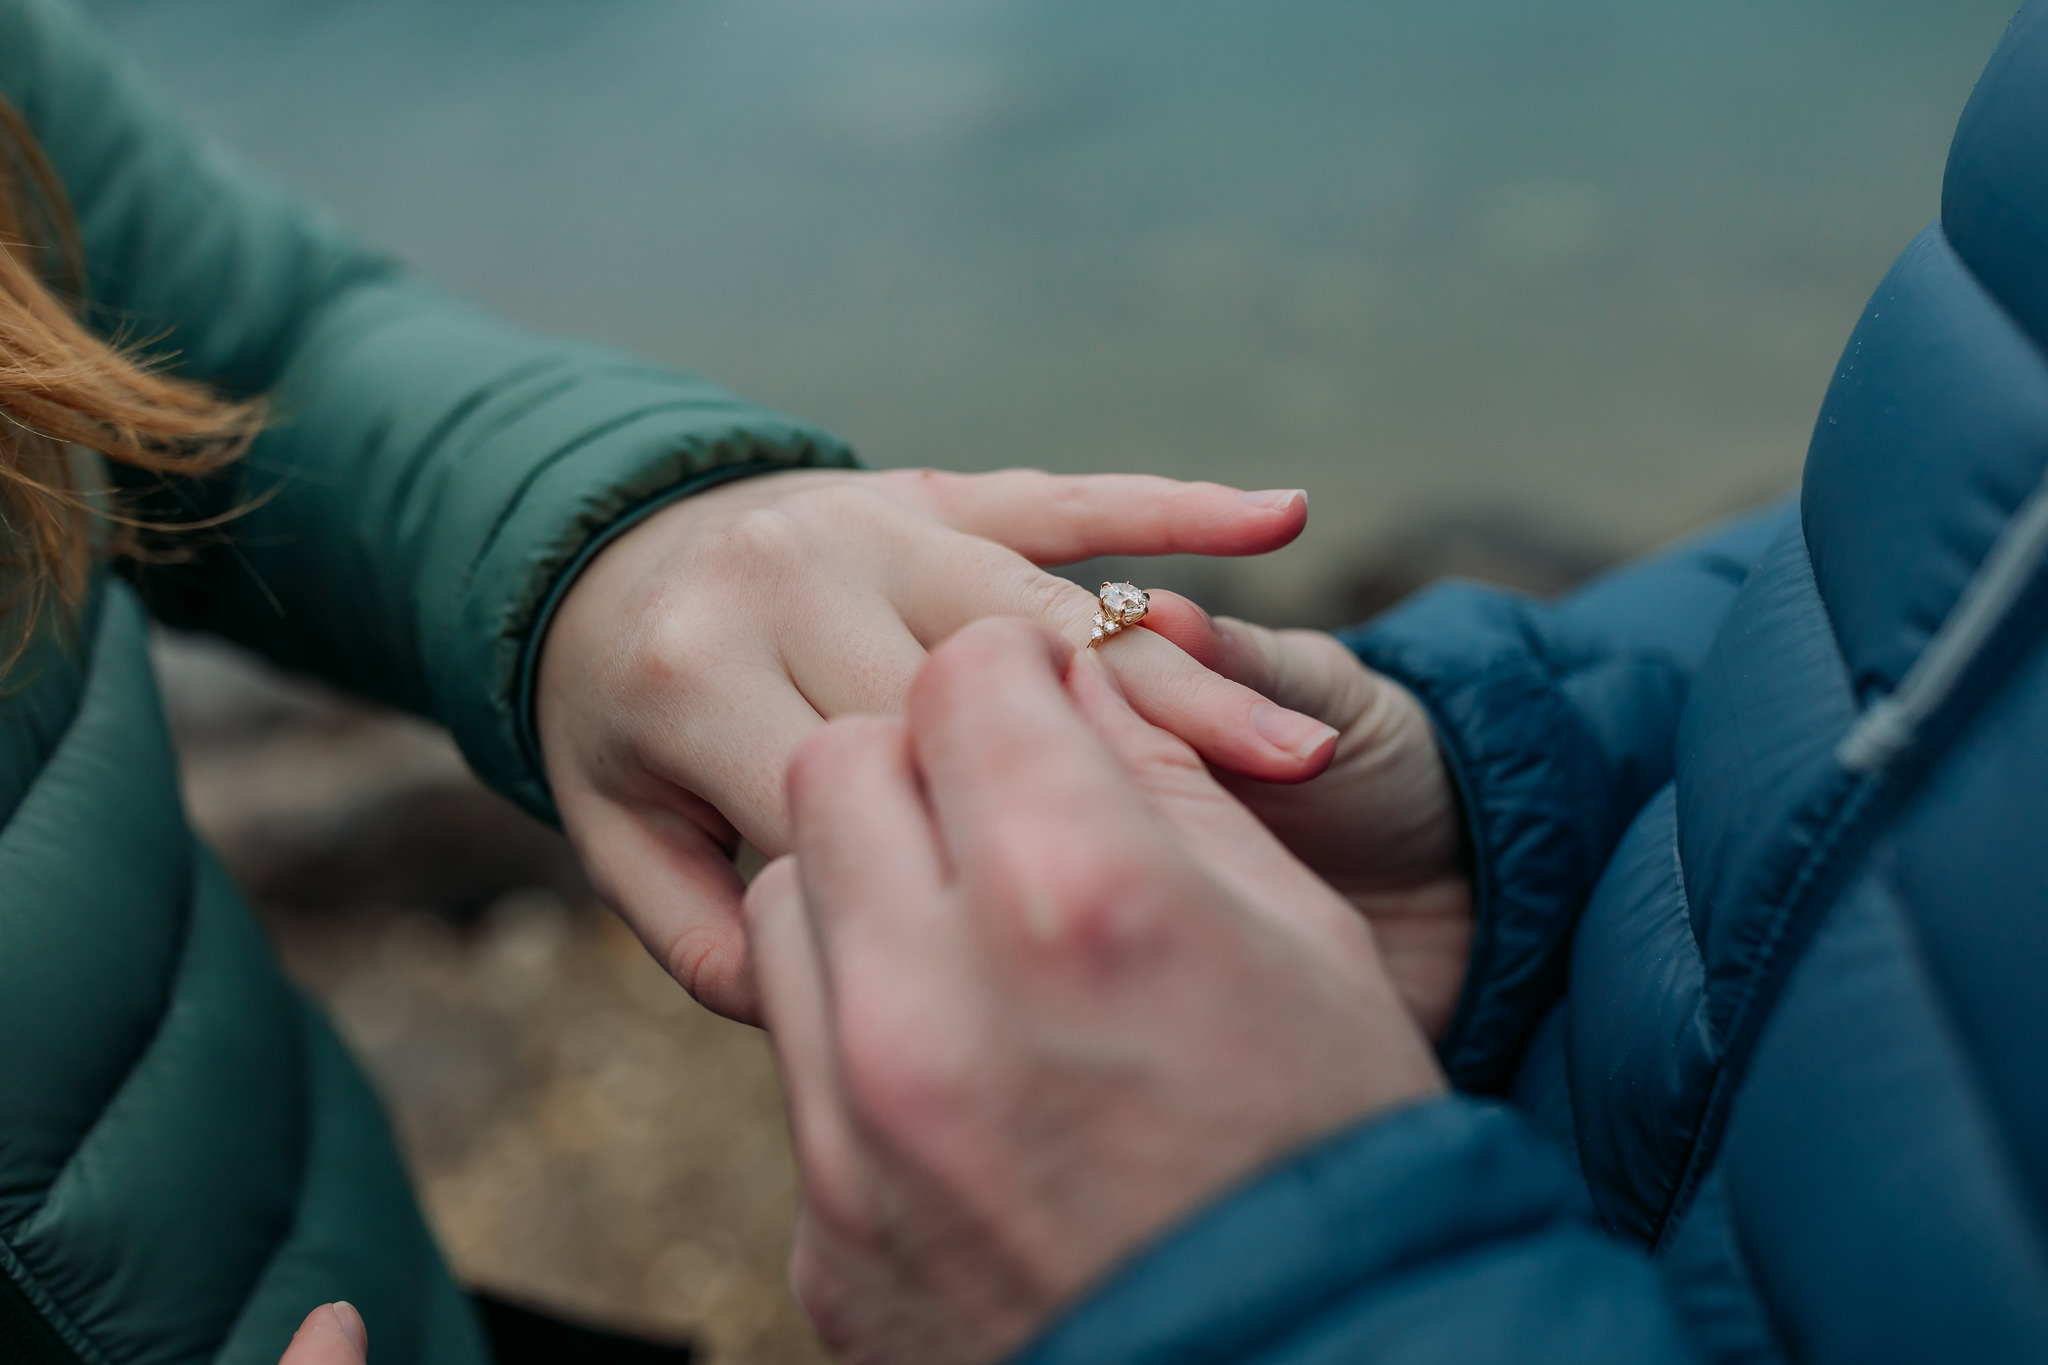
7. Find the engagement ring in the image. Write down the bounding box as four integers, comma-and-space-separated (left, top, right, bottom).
1087, 581, 1150, 647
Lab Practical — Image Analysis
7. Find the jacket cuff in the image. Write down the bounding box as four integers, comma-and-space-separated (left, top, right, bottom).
1010, 1099, 1602, 1365
1340, 588, 1629, 1092
436, 410, 857, 824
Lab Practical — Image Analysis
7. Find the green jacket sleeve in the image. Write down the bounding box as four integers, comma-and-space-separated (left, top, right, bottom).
0, 0, 858, 819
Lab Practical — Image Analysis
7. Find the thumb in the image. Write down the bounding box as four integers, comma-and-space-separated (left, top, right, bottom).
279, 1303, 367, 1365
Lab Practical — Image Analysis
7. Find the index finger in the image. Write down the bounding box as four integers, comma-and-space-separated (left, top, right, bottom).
886, 469, 1307, 564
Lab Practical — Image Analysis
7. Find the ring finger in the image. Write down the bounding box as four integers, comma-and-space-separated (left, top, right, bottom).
901, 532, 1338, 782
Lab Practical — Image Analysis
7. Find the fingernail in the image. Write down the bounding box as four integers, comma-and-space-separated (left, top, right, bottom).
329, 1302, 368, 1356
1240, 488, 1305, 511
1252, 702, 1338, 760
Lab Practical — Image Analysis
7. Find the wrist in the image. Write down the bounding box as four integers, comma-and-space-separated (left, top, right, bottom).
523, 460, 806, 824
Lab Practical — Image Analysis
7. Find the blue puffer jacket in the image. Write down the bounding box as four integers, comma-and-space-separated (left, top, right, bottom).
1020, 6, 2048, 1364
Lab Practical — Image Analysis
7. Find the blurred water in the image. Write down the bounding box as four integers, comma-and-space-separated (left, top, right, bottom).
86, 0, 2015, 613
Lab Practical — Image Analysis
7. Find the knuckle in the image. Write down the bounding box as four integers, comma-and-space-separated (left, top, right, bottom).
710, 504, 807, 577
662, 920, 743, 1002
623, 607, 698, 682
1351, 669, 1421, 749
782, 480, 899, 533
1018, 567, 1096, 628
979, 825, 1169, 961
1274, 624, 1348, 679
1012, 467, 1075, 513
613, 612, 721, 717
835, 979, 976, 1142
1149, 657, 1240, 719
879, 465, 954, 504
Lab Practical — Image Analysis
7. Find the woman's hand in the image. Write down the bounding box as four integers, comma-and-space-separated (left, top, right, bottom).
536, 468, 1340, 1022
747, 618, 1442, 1365
1141, 597, 1475, 1037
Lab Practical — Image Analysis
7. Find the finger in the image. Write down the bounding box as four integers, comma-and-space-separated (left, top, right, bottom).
1141, 591, 1378, 724
909, 618, 1164, 890
278, 1304, 367, 1365
786, 716, 997, 1200
786, 716, 949, 949
892, 533, 1105, 645
890, 468, 1307, 563
786, 600, 929, 718
1098, 628, 1339, 782
913, 619, 1370, 975
1064, 651, 1361, 943
746, 856, 869, 1223
903, 544, 1338, 782
575, 796, 757, 1021
629, 665, 825, 855
1062, 645, 1220, 797
1137, 590, 1302, 691
1129, 589, 1234, 670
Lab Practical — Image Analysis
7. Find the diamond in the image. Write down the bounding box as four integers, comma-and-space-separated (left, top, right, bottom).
1098, 582, 1149, 625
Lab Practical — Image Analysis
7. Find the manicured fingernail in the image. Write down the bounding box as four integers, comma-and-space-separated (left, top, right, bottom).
1252, 702, 1338, 760
1240, 488, 1305, 511
330, 1302, 368, 1356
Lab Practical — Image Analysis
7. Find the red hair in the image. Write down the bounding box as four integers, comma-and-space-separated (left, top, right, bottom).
0, 96, 261, 669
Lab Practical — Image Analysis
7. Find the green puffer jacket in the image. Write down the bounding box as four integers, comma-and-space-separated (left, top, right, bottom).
0, 2, 855, 1361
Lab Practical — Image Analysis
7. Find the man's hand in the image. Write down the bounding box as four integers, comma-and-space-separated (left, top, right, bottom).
277, 1304, 367, 1365
536, 469, 1340, 1022
1142, 597, 1474, 1037
746, 618, 1443, 1365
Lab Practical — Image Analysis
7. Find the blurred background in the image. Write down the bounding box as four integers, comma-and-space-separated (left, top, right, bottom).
89, 0, 2015, 1359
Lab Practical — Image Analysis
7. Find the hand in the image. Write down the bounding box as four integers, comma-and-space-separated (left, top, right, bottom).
536, 468, 1341, 1021
1142, 598, 1474, 1037
277, 1304, 367, 1365
746, 618, 1442, 1365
